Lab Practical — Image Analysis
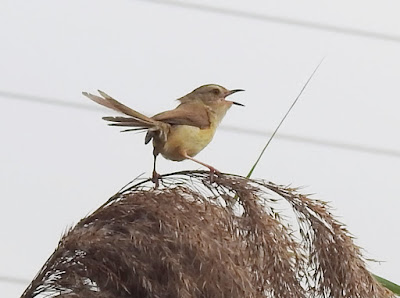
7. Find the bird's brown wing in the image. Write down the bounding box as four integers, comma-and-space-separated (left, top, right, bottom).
152, 102, 210, 129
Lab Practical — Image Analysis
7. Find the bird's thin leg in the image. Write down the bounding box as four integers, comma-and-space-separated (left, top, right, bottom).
182, 153, 220, 182
151, 152, 160, 188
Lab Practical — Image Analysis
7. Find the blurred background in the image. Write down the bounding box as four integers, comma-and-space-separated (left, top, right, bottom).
1, 0, 400, 296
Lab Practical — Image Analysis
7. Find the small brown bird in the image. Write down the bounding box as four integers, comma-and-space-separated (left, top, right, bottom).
82, 84, 244, 186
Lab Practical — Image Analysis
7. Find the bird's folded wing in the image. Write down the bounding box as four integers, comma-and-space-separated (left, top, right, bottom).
152, 103, 210, 129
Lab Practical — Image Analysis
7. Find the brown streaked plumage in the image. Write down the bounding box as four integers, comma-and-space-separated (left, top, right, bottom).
82, 84, 244, 186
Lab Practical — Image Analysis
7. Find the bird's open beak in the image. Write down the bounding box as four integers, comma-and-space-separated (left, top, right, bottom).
225, 89, 245, 106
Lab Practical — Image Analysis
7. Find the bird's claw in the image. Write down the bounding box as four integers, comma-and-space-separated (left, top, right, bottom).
209, 167, 221, 183
152, 171, 160, 188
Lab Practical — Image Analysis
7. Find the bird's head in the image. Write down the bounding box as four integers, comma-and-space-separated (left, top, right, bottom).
178, 84, 244, 109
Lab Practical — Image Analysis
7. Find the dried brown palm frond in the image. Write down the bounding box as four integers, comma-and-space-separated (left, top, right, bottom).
22, 171, 393, 298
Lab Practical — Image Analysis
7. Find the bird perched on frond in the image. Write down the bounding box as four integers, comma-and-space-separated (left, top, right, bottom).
82, 84, 244, 186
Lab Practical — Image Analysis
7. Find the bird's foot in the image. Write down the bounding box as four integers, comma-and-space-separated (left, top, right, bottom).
152, 171, 160, 188
208, 166, 221, 183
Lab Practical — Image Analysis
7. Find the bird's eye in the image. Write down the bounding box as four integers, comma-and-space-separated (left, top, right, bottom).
212, 88, 220, 95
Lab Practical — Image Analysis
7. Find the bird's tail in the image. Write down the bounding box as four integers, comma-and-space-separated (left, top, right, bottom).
82, 90, 168, 143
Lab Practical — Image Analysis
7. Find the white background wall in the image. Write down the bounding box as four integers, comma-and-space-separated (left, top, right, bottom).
1, 0, 399, 296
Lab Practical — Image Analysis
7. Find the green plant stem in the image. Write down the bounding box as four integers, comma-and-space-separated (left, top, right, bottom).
246, 58, 324, 178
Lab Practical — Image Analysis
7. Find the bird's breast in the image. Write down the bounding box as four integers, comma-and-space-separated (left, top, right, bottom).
157, 125, 216, 161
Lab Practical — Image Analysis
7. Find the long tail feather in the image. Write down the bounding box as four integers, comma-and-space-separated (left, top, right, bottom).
120, 128, 148, 133
82, 90, 154, 125
102, 116, 137, 122
83, 90, 169, 144
103, 116, 153, 128
108, 122, 149, 127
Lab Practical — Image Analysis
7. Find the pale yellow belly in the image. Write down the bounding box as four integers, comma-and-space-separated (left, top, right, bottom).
157, 125, 215, 161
